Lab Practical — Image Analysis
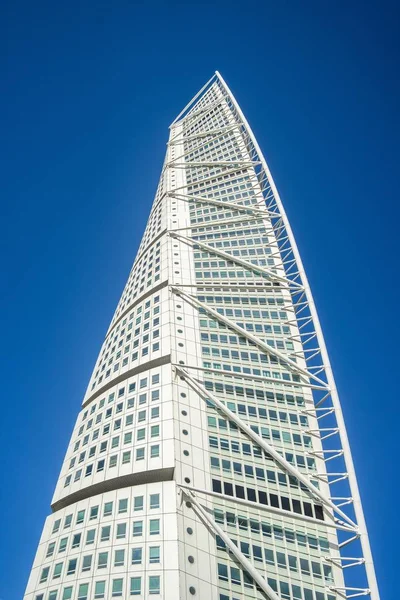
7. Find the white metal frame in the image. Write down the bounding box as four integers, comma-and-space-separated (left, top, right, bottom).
167, 72, 379, 600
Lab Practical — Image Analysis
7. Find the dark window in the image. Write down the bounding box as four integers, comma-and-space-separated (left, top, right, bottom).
292, 499, 302, 514
258, 491, 268, 505
303, 502, 313, 517
281, 496, 290, 511
270, 494, 279, 508
235, 485, 245, 499
314, 504, 324, 520
247, 488, 257, 502
224, 482, 233, 496
212, 479, 222, 494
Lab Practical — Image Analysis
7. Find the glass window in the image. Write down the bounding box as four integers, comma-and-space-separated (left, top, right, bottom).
98, 552, 108, 568
132, 547, 142, 564
116, 523, 126, 539
82, 555, 92, 572
40, 567, 49, 583
114, 549, 125, 566
48, 592, 57, 600
77, 584, 89, 600
76, 510, 85, 524
130, 577, 141, 596
52, 519, 61, 533
86, 529, 95, 544
104, 502, 113, 516
150, 444, 159, 458
149, 546, 160, 563
112, 579, 123, 597
134, 496, 143, 511
132, 521, 143, 537
94, 581, 105, 599
90, 506, 99, 520
136, 448, 145, 460
149, 519, 160, 535
118, 498, 128, 513
53, 563, 63, 579
101, 526, 110, 541
149, 575, 160, 595
62, 588, 72, 600
59, 537, 68, 552
64, 514, 72, 528
150, 425, 159, 438
149, 494, 160, 509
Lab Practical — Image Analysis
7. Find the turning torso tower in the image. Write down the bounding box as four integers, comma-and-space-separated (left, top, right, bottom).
25, 73, 379, 600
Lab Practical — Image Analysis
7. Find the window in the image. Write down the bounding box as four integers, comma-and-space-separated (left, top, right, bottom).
40, 567, 49, 583
86, 529, 95, 545
132, 547, 142, 565
118, 498, 128, 513
59, 537, 68, 552
104, 502, 113, 516
149, 519, 160, 535
90, 506, 99, 520
136, 447, 145, 461
62, 588, 72, 600
52, 519, 61, 534
72, 533, 81, 548
82, 555, 92, 572
218, 563, 228, 581
98, 552, 108, 569
77, 584, 89, 600
133, 521, 143, 537
116, 523, 126, 539
64, 514, 72, 528
76, 510, 85, 524
114, 549, 125, 566
112, 579, 123, 597
48, 592, 58, 600
67, 559, 77, 575
130, 577, 141, 596
53, 563, 63, 579
101, 526, 111, 541
149, 494, 160, 509
94, 581, 105, 599
150, 445, 160, 458
149, 575, 160, 595
151, 425, 159, 438
122, 451, 131, 464
134, 496, 143, 511
46, 542, 55, 557
231, 566, 241, 585
149, 546, 160, 563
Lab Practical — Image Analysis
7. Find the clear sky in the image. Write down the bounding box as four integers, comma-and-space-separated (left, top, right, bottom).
1, 1, 398, 598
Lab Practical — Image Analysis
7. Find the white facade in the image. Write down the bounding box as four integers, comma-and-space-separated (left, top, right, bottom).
25, 73, 379, 600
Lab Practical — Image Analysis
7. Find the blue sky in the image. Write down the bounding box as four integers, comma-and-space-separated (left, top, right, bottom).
1, 1, 398, 598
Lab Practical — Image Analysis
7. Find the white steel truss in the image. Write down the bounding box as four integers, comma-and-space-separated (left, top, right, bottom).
168, 72, 379, 599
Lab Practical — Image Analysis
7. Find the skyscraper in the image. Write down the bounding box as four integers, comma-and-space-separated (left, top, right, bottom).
25, 72, 379, 600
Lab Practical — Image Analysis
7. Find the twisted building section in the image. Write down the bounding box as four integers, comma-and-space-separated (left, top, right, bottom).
25, 72, 379, 600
